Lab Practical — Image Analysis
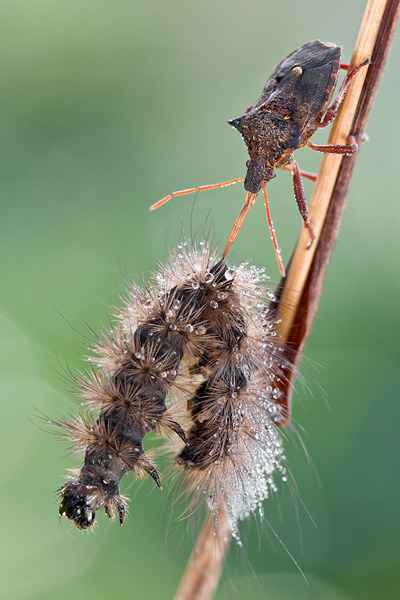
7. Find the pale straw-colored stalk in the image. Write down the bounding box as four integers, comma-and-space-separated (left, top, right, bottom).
174, 1, 400, 598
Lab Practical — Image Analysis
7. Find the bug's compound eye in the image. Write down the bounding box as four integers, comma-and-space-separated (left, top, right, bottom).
246, 159, 251, 168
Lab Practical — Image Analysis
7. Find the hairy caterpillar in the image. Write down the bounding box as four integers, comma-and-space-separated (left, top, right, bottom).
57, 242, 288, 539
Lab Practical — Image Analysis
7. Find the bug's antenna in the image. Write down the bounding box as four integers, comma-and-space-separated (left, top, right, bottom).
150, 178, 245, 211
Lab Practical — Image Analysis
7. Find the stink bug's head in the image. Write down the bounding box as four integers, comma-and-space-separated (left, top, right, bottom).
228, 117, 276, 193
244, 155, 276, 194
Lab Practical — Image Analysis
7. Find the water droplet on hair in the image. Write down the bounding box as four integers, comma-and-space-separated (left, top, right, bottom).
195, 325, 206, 335
210, 301, 218, 309
203, 272, 214, 283
224, 269, 234, 281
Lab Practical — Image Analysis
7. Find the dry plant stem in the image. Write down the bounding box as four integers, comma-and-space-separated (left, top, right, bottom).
274, 0, 400, 419
173, 2, 398, 598
174, 504, 231, 600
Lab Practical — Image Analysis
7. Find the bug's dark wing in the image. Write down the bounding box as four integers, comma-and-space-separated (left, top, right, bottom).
251, 40, 341, 135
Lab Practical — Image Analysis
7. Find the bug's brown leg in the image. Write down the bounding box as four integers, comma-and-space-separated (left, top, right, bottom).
150, 178, 245, 210
281, 164, 317, 182
222, 191, 258, 258
319, 59, 371, 128
291, 159, 315, 248
262, 184, 285, 277
306, 138, 358, 155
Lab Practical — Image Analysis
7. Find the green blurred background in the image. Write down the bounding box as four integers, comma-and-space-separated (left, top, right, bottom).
1, 1, 399, 599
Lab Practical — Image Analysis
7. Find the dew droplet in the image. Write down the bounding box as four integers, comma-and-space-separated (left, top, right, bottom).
191, 281, 200, 290
203, 272, 214, 284
224, 269, 234, 281
210, 301, 218, 309
195, 325, 206, 335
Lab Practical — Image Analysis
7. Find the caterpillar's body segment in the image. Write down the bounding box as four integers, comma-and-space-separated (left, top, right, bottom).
58, 243, 288, 536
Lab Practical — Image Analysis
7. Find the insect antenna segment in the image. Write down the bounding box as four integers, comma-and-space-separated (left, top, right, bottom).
149, 178, 245, 211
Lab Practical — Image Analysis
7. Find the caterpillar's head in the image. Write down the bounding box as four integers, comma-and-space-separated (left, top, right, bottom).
59, 478, 126, 529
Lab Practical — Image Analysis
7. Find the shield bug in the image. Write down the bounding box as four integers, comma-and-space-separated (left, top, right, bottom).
151, 40, 369, 276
